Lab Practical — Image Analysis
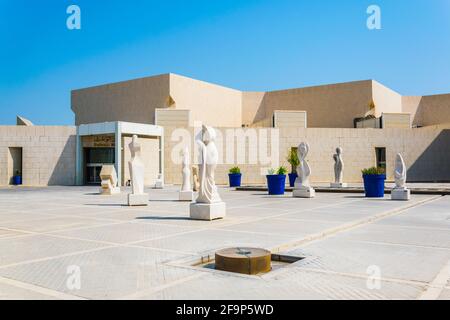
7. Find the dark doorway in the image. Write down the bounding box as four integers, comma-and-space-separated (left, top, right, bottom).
84, 148, 115, 185
375, 147, 386, 170
8, 147, 23, 185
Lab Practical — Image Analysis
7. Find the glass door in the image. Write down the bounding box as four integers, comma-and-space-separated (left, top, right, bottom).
84, 148, 115, 185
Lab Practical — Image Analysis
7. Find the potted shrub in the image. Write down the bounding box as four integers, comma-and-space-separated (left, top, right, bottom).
362, 167, 386, 198
228, 167, 242, 187
13, 170, 22, 185
266, 167, 287, 195
287, 149, 299, 187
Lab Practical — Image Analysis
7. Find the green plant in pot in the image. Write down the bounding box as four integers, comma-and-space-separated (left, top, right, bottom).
13, 170, 22, 185
266, 166, 287, 195
287, 148, 299, 187
362, 167, 386, 198
228, 166, 242, 187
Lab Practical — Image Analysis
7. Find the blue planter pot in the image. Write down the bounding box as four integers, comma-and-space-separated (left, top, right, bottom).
13, 175, 22, 185
228, 173, 242, 187
363, 174, 386, 198
288, 173, 298, 187
266, 175, 286, 195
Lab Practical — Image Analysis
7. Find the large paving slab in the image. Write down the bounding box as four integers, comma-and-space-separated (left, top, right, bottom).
0, 234, 110, 267
285, 238, 450, 283
138, 269, 425, 300
0, 280, 59, 300
0, 185, 449, 300
0, 246, 195, 300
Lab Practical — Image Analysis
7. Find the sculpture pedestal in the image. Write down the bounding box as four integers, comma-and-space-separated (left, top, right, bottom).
330, 182, 348, 188
128, 193, 149, 206
100, 187, 120, 195
293, 187, 315, 198
154, 181, 164, 189
391, 188, 410, 201
190, 202, 226, 221
179, 190, 194, 201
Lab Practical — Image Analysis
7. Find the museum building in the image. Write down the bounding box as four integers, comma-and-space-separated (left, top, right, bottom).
1, 73, 449, 187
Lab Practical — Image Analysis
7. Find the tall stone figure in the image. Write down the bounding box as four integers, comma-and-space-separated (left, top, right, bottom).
293, 142, 315, 198
190, 125, 226, 220
331, 147, 347, 188
127, 135, 149, 206
179, 146, 194, 201
192, 166, 200, 192
391, 153, 410, 200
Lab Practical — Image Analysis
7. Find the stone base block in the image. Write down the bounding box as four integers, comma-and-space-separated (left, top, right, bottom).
127, 193, 149, 206
190, 202, 226, 221
330, 183, 348, 188
293, 187, 316, 198
99, 187, 121, 195
154, 181, 164, 189
391, 188, 410, 201
179, 190, 194, 201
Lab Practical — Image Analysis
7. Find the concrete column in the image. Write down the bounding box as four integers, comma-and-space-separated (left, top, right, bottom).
75, 127, 83, 186
115, 122, 122, 186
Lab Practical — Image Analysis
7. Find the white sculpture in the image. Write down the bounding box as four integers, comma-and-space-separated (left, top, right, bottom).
330, 147, 347, 188
179, 146, 194, 201
391, 153, 410, 200
99, 165, 120, 195
190, 125, 226, 220
192, 166, 200, 192
127, 135, 148, 206
155, 173, 164, 189
293, 142, 315, 198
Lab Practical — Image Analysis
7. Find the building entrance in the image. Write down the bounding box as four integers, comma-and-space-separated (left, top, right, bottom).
84, 148, 115, 185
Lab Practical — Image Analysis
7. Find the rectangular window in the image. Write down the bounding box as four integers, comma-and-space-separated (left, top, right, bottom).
375, 147, 386, 169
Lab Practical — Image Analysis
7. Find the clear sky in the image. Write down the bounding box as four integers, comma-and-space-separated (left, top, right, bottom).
1, 0, 449, 125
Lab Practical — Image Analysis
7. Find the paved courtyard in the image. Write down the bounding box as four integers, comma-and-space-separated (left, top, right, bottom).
0, 186, 449, 300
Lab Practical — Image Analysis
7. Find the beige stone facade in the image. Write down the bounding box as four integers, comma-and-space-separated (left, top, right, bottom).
402, 94, 450, 127
164, 125, 450, 185
0, 126, 76, 186
122, 135, 160, 186
1, 73, 449, 187
72, 74, 450, 130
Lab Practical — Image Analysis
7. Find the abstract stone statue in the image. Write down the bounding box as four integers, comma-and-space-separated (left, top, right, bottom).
293, 142, 315, 198
330, 147, 347, 188
99, 165, 120, 195
391, 153, 410, 200
190, 125, 226, 220
192, 166, 200, 192
154, 173, 164, 189
179, 146, 194, 201
127, 135, 148, 206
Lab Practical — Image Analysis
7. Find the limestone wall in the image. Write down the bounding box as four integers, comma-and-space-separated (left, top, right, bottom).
274, 111, 307, 128
155, 109, 191, 127
402, 94, 450, 127
372, 81, 403, 117
0, 126, 76, 186
72, 74, 170, 125
169, 74, 243, 128
381, 113, 411, 129
250, 80, 374, 128
416, 94, 450, 127
163, 126, 450, 186
122, 135, 160, 186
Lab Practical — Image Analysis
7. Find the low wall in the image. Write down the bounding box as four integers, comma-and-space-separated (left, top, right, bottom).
0, 126, 76, 186
163, 125, 450, 185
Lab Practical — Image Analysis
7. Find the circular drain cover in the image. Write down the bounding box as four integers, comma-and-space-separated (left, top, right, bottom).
215, 247, 271, 275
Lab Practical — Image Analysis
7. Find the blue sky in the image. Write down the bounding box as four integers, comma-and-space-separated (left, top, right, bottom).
1, 0, 449, 125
